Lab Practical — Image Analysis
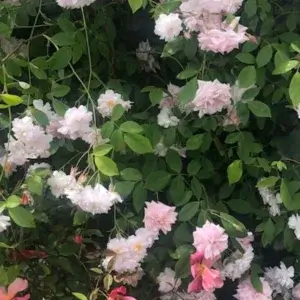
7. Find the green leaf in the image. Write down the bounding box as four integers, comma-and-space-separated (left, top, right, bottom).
27, 175, 43, 196
236, 102, 250, 125
110, 130, 125, 152
178, 202, 199, 221
9, 207, 35, 228
256, 176, 279, 188
248, 101, 271, 118
120, 168, 142, 181
31, 108, 49, 126
101, 121, 115, 139
187, 160, 201, 176
186, 134, 204, 150
170, 244, 194, 260
280, 179, 300, 211
51, 83, 71, 97
145, 171, 171, 191
227, 199, 253, 214
162, 36, 184, 57
0, 266, 8, 286
191, 177, 203, 200
236, 53, 255, 64
0, 22, 11, 37
149, 88, 163, 105
220, 212, 247, 237
179, 77, 198, 104
95, 156, 119, 176
128, 0, 143, 13
0, 94, 23, 106
50, 47, 72, 70
250, 264, 263, 293
166, 150, 182, 173
93, 144, 114, 157
256, 45, 273, 68
289, 72, 300, 106
115, 181, 135, 198
29, 63, 47, 79
73, 211, 89, 226
72, 293, 88, 300
58, 17, 76, 33
52, 99, 68, 116
124, 133, 153, 154
238, 66, 256, 88
52, 32, 74, 46
111, 104, 125, 121
120, 121, 143, 133
175, 253, 190, 278
133, 183, 147, 213
227, 160, 243, 184
6, 195, 20, 209
245, 0, 257, 17
170, 176, 186, 205
141, 87, 163, 105
273, 60, 299, 75
176, 68, 198, 80
262, 218, 275, 246
103, 274, 113, 291
284, 226, 295, 251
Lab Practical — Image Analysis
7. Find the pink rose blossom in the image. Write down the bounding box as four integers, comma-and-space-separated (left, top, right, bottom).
182, 11, 222, 33
293, 283, 300, 299
178, 291, 216, 300
234, 278, 272, 300
179, 0, 242, 15
192, 80, 232, 118
198, 27, 248, 54
108, 286, 136, 300
188, 251, 223, 293
143, 201, 177, 234
193, 221, 228, 259
236, 232, 254, 250
0, 278, 30, 300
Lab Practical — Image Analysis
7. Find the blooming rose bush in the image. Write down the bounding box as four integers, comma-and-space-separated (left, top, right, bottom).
0, 0, 300, 299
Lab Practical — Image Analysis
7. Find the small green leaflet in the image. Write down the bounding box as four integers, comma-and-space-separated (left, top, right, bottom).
289, 72, 300, 106
227, 160, 243, 184
94, 156, 119, 176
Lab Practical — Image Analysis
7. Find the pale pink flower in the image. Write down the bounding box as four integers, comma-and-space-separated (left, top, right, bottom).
108, 286, 136, 300
235, 278, 272, 300
192, 80, 231, 118
181, 10, 222, 33
198, 27, 248, 54
157, 267, 181, 293
118, 268, 144, 287
179, 291, 216, 300
293, 283, 300, 299
236, 232, 254, 250
193, 221, 228, 259
154, 13, 182, 42
0, 278, 30, 300
143, 201, 177, 234
179, 0, 242, 14
223, 106, 240, 126
160, 97, 177, 109
56, 0, 97, 8
188, 251, 223, 293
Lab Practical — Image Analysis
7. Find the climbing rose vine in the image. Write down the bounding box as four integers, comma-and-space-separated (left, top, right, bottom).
1, 0, 300, 299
